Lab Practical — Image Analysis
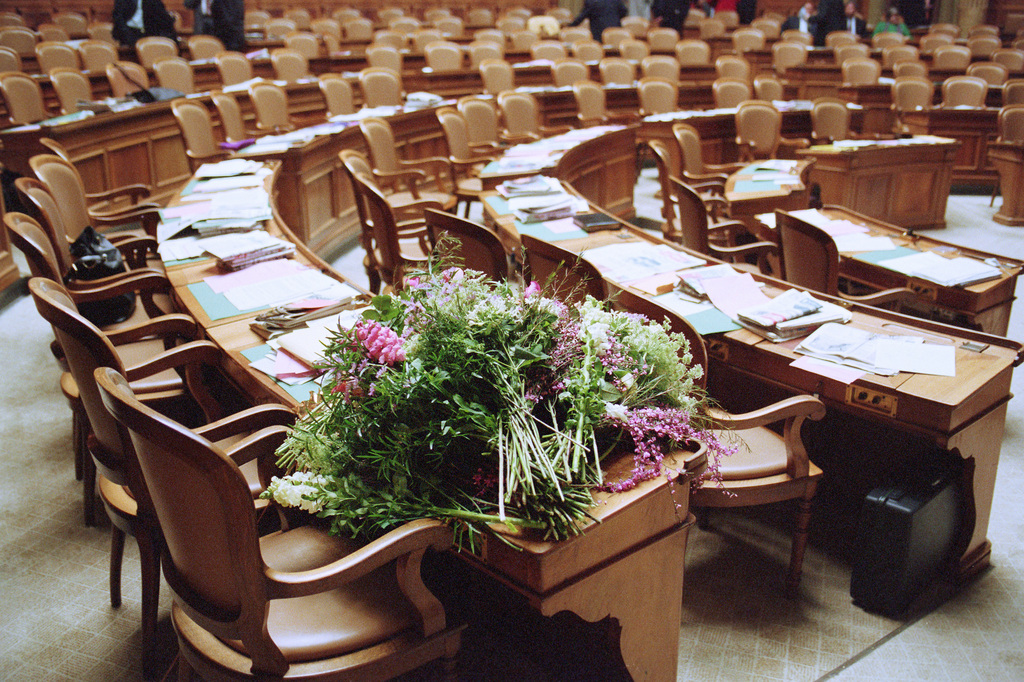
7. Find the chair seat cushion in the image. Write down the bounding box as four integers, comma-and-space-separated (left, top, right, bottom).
713, 426, 787, 480
385, 190, 457, 211
217, 526, 418, 663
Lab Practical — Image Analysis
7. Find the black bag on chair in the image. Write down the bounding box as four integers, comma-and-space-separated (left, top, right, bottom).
64, 226, 136, 326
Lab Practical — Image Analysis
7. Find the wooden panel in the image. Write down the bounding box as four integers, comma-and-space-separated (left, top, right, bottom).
989, 142, 1024, 226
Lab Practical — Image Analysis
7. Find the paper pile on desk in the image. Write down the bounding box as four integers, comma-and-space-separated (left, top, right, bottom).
796, 323, 955, 376
877, 251, 1001, 287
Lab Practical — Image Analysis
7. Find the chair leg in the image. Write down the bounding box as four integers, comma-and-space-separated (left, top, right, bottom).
785, 496, 815, 598
72, 407, 86, 481
83, 456, 98, 526
110, 526, 125, 608
138, 525, 162, 679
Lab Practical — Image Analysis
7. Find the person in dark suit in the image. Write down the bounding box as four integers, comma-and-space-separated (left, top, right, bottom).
111, 0, 177, 46
842, 1, 869, 37
568, 0, 628, 41
183, 0, 213, 35
650, 0, 688, 33
813, 0, 845, 45
782, 1, 817, 34
210, 0, 245, 52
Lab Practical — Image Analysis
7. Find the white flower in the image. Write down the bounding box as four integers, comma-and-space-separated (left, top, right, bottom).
265, 473, 327, 513
604, 401, 629, 421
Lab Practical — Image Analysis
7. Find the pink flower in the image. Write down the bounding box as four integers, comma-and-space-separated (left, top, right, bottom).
524, 281, 542, 297
354, 320, 406, 365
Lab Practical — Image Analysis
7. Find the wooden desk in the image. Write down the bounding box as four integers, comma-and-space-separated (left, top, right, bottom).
775, 206, 1022, 335
482, 197, 1022, 587
987, 141, 1024, 227
901, 107, 1000, 186
797, 138, 959, 231
724, 160, 813, 224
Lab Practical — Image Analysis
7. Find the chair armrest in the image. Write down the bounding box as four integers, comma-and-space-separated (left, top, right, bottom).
65, 269, 171, 301
194, 404, 296, 441
709, 239, 778, 273
123, 339, 222, 382
707, 394, 825, 431
500, 130, 541, 144
104, 313, 198, 345
222, 424, 290, 470
92, 206, 163, 238
85, 183, 151, 205
779, 136, 811, 151
705, 161, 747, 174
112, 235, 160, 269
265, 518, 452, 599
373, 167, 430, 197
707, 218, 748, 246
840, 287, 917, 306
539, 123, 574, 137
684, 170, 731, 186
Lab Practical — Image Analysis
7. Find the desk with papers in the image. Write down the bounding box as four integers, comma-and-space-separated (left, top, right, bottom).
481, 191, 1022, 584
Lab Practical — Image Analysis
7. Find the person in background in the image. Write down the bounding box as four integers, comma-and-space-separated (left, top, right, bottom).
112, 0, 177, 46
813, 0, 845, 44
568, 0, 628, 41
782, 1, 817, 34
737, 0, 757, 24
713, 0, 739, 17
650, 0, 688, 33
842, 1, 869, 36
211, 0, 245, 52
183, 0, 213, 35
872, 6, 910, 35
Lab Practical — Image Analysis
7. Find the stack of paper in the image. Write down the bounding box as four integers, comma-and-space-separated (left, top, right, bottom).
581, 242, 704, 285
795, 323, 955, 376
734, 289, 852, 342
877, 251, 1002, 287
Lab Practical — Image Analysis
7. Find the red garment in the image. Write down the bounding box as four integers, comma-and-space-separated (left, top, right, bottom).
715, 0, 738, 12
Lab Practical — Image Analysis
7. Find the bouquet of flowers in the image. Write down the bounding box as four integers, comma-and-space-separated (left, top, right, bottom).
265, 262, 734, 547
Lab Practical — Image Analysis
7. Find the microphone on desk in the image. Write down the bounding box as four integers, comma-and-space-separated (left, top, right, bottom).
112, 61, 184, 104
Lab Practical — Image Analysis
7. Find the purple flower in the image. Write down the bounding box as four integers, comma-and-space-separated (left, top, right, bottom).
524, 281, 542, 297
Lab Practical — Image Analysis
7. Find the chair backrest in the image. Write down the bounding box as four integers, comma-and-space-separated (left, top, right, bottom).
4, 210, 63, 281
599, 57, 635, 85
283, 31, 320, 60
918, 33, 953, 54
825, 30, 857, 48
28, 153, 92, 244
941, 75, 988, 107
753, 74, 784, 101
0, 26, 37, 56
772, 40, 808, 73
311, 17, 342, 40
780, 29, 813, 46
372, 29, 405, 50
966, 61, 1009, 86
571, 39, 604, 62
424, 209, 509, 281
54, 11, 88, 38
424, 41, 464, 71
893, 59, 928, 78
508, 29, 537, 51
458, 95, 502, 146
365, 45, 402, 73
621, 15, 648, 37
378, 7, 404, 24
715, 54, 751, 80
841, 57, 881, 85
436, 106, 474, 159
348, 167, 424, 289
389, 16, 421, 35
0, 11, 24, 27
637, 76, 679, 115
1005, 78, 1024, 105
248, 80, 293, 132
834, 42, 869, 64
698, 17, 726, 40
992, 48, 1024, 72
551, 57, 588, 86
811, 96, 851, 141
319, 74, 354, 117
751, 17, 782, 39
270, 48, 309, 82
186, 34, 224, 60
152, 56, 195, 94
666, 175, 715, 252
35, 41, 79, 72
932, 44, 971, 70
264, 17, 297, 40
717, 10, 740, 27
713, 76, 753, 108
214, 51, 252, 86
49, 67, 91, 115
473, 28, 505, 45
641, 55, 680, 81
572, 79, 609, 124
519, 233, 605, 305
602, 27, 631, 45
732, 27, 766, 53
497, 90, 543, 138
359, 116, 404, 175
135, 36, 178, 69
467, 8, 495, 26
672, 122, 709, 176
675, 39, 711, 66
333, 8, 362, 23
210, 90, 248, 142
547, 7, 574, 25
871, 31, 906, 49
968, 23, 999, 37
338, 149, 381, 277
171, 98, 222, 163
77, 39, 118, 71
891, 75, 934, 112
435, 16, 464, 37
410, 28, 443, 52
735, 99, 783, 159
424, 7, 452, 24
243, 9, 270, 30
358, 67, 403, 107
647, 27, 679, 52
343, 18, 374, 41
776, 210, 839, 294
618, 38, 650, 61
929, 22, 960, 38
530, 40, 566, 61
0, 70, 47, 124
467, 40, 503, 67
0, 45, 19, 71
882, 44, 918, 68
647, 137, 680, 227
284, 7, 311, 30
13, 176, 76, 274
105, 60, 149, 98
967, 34, 1001, 59
997, 103, 1024, 143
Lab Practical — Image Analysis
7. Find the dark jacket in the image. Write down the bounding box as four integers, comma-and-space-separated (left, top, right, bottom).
112, 0, 177, 45
813, 0, 845, 45
569, 0, 628, 42
211, 0, 245, 52
651, 0, 688, 33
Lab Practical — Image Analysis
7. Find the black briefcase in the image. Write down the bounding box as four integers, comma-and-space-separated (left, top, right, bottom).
850, 474, 962, 617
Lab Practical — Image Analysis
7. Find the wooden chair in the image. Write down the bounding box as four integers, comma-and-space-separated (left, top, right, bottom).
610, 287, 827, 596
841, 57, 881, 85
0, 26, 37, 56
134, 35, 178, 69
598, 56, 636, 85
35, 40, 80, 72
966, 61, 1009, 86
497, 90, 572, 140
283, 31, 320, 60
53, 10, 89, 38
621, 15, 649, 37
892, 59, 928, 79
572, 79, 637, 127
423, 41, 464, 71
283, 7, 312, 30
750, 17, 781, 39
105, 60, 149, 98
776, 209, 916, 307
48, 67, 91, 115
424, 209, 510, 281
466, 40, 503, 67
77, 39, 118, 71
641, 55, 680, 81
637, 76, 679, 115
214, 50, 252, 86
0, 70, 47, 124
881, 44, 919, 68
713, 76, 752, 108
478, 57, 514, 95
871, 31, 906, 49
530, 39, 566, 61
992, 48, 1024, 73
264, 17, 298, 40
95, 357, 457, 682
0, 44, 19, 71
359, 66, 404, 107
570, 39, 603, 62
435, 106, 501, 215
928, 22, 960, 38
343, 18, 374, 41
918, 32, 953, 54
37, 24, 70, 43
772, 40, 808, 74
715, 54, 751, 81
990, 104, 1024, 205
311, 17, 342, 41
734, 100, 809, 161
698, 17, 726, 40
675, 39, 711, 66
171, 99, 228, 169
967, 34, 1001, 59
941, 75, 988, 108
825, 30, 857, 48
754, 74, 785, 101
472, 28, 504, 45
549, 57, 587, 86
891, 75, 933, 132
671, 122, 746, 188
507, 29, 537, 51
618, 38, 650, 61
467, 8, 495, 27
519, 233, 606, 305
210, 90, 257, 143
601, 26, 632, 46
365, 44, 403, 73
435, 16, 464, 37
647, 27, 680, 52
932, 44, 971, 71
647, 137, 729, 225
390, 16, 422, 35
247, 80, 294, 133
243, 9, 270, 33
780, 29, 813, 45
1006, 79, 1024, 105
186, 33, 224, 60
811, 96, 854, 142
318, 74, 355, 117
358, 117, 459, 211
731, 27, 766, 54
833, 42, 869, 65
152, 56, 195, 94
270, 47, 310, 82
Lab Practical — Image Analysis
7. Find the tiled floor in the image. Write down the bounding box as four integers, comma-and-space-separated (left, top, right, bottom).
0, 174, 1022, 680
